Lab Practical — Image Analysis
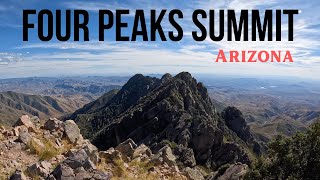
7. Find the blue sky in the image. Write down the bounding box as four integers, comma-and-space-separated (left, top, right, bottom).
0, 0, 319, 79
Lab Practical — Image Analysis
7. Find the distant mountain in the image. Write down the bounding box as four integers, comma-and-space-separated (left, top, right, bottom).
205, 78, 320, 142
0, 91, 81, 126
250, 117, 308, 142
0, 76, 126, 97
69, 72, 262, 169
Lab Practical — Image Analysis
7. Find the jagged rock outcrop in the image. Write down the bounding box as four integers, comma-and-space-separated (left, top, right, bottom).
209, 163, 248, 180
184, 167, 205, 180
68, 74, 162, 137
44, 118, 63, 132
222, 106, 263, 154
13, 115, 35, 132
2, 115, 189, 179
63, 120, 81, 144
69, 72, 257, 170
27, 161, 52, 177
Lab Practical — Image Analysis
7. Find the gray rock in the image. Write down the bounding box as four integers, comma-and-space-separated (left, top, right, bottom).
83, 143, 99, 164
221, 107, 263, 155
184, 167, 204, 180
17, 131, 32, 145
173, 145, 196, 167
161, 73, 173, 83
99, 148, 122, 163
63, 120, 80, 144
132, 144, 152, 159
64, 149, 96, 170
73, 167, 112, 180
90, 169, 112, 180
27, 161, 52, 177
9, 170, 27, 180
44, 118, 63, 131
217, 163, 248, 180
151, 145, 176, 167
51, 163, 75, 180
13, 115, 35, 132
52, 150, 111, 180
74, 167, 92, 179
115, 138, 137, 160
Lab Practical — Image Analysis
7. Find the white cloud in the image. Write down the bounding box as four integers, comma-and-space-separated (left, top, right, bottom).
3, 0, 320, 79
0, 52, 23, 65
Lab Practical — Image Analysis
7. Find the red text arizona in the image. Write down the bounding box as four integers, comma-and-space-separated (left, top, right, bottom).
215, 50, 293, 63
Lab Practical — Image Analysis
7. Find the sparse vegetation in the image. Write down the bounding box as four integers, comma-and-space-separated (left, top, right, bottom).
112, 159, 127, 178
27, 138, 59, 161
246, 122, 320, 179
162, 140, 178, 149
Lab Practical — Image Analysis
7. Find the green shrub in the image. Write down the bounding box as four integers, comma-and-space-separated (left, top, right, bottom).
246, 122, 320, 179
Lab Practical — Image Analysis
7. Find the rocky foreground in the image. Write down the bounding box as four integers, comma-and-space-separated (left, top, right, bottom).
0, 115, 248, 180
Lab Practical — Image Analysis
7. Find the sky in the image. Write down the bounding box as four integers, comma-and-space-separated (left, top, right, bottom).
0, 0, 319, 79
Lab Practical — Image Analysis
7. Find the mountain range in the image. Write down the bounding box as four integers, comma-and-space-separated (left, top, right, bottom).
0, 91, 82, 126
67, 72, 262, 169
0, 72, 319, 179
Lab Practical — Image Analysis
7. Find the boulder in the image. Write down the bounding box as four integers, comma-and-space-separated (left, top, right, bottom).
115, 138, 137, 160
17, 131, 32, 145
132, 144, 152, 159
51, 150, 111, 180
51, 163, 75, 179
74, 167, 111, 180
151, 145, 176, 167
83, 143, 99, 164
173, 145, 196, 167
90, 169, 112, 180
217, 163, 248, 180
9, 170, 27, 180
12, 127, 20, 137
64, 149, 96, 170
14, 115, 35, 132
184, 167, 204, 180
99, 148, 122, 163
44, 118, 63, 131
74, 167, 92, 179
27, 161, 52, 177
63, 120, 81, 144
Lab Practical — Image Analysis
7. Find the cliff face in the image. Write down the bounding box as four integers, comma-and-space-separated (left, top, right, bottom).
68, 74, 162, 137
71, 72, 259, 169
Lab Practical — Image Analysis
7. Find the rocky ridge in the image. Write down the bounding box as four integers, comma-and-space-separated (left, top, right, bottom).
1, 115, 249, 179
68, 72, 260, 175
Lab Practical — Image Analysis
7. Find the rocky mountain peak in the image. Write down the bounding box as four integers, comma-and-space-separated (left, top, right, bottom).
175, 72, 193, 82
222, 106, 263, 154
86, 72, 255, 170
222, 106, 252, 141
161, 73, 173, 83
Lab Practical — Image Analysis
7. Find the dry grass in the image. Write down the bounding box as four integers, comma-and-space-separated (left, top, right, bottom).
27, 138, 59, 161
27, 135, 75, 161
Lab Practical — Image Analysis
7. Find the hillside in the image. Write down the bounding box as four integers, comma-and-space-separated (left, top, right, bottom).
0, 91, 82, 126
69, 72, 263, 171
0, 115, 189, 179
